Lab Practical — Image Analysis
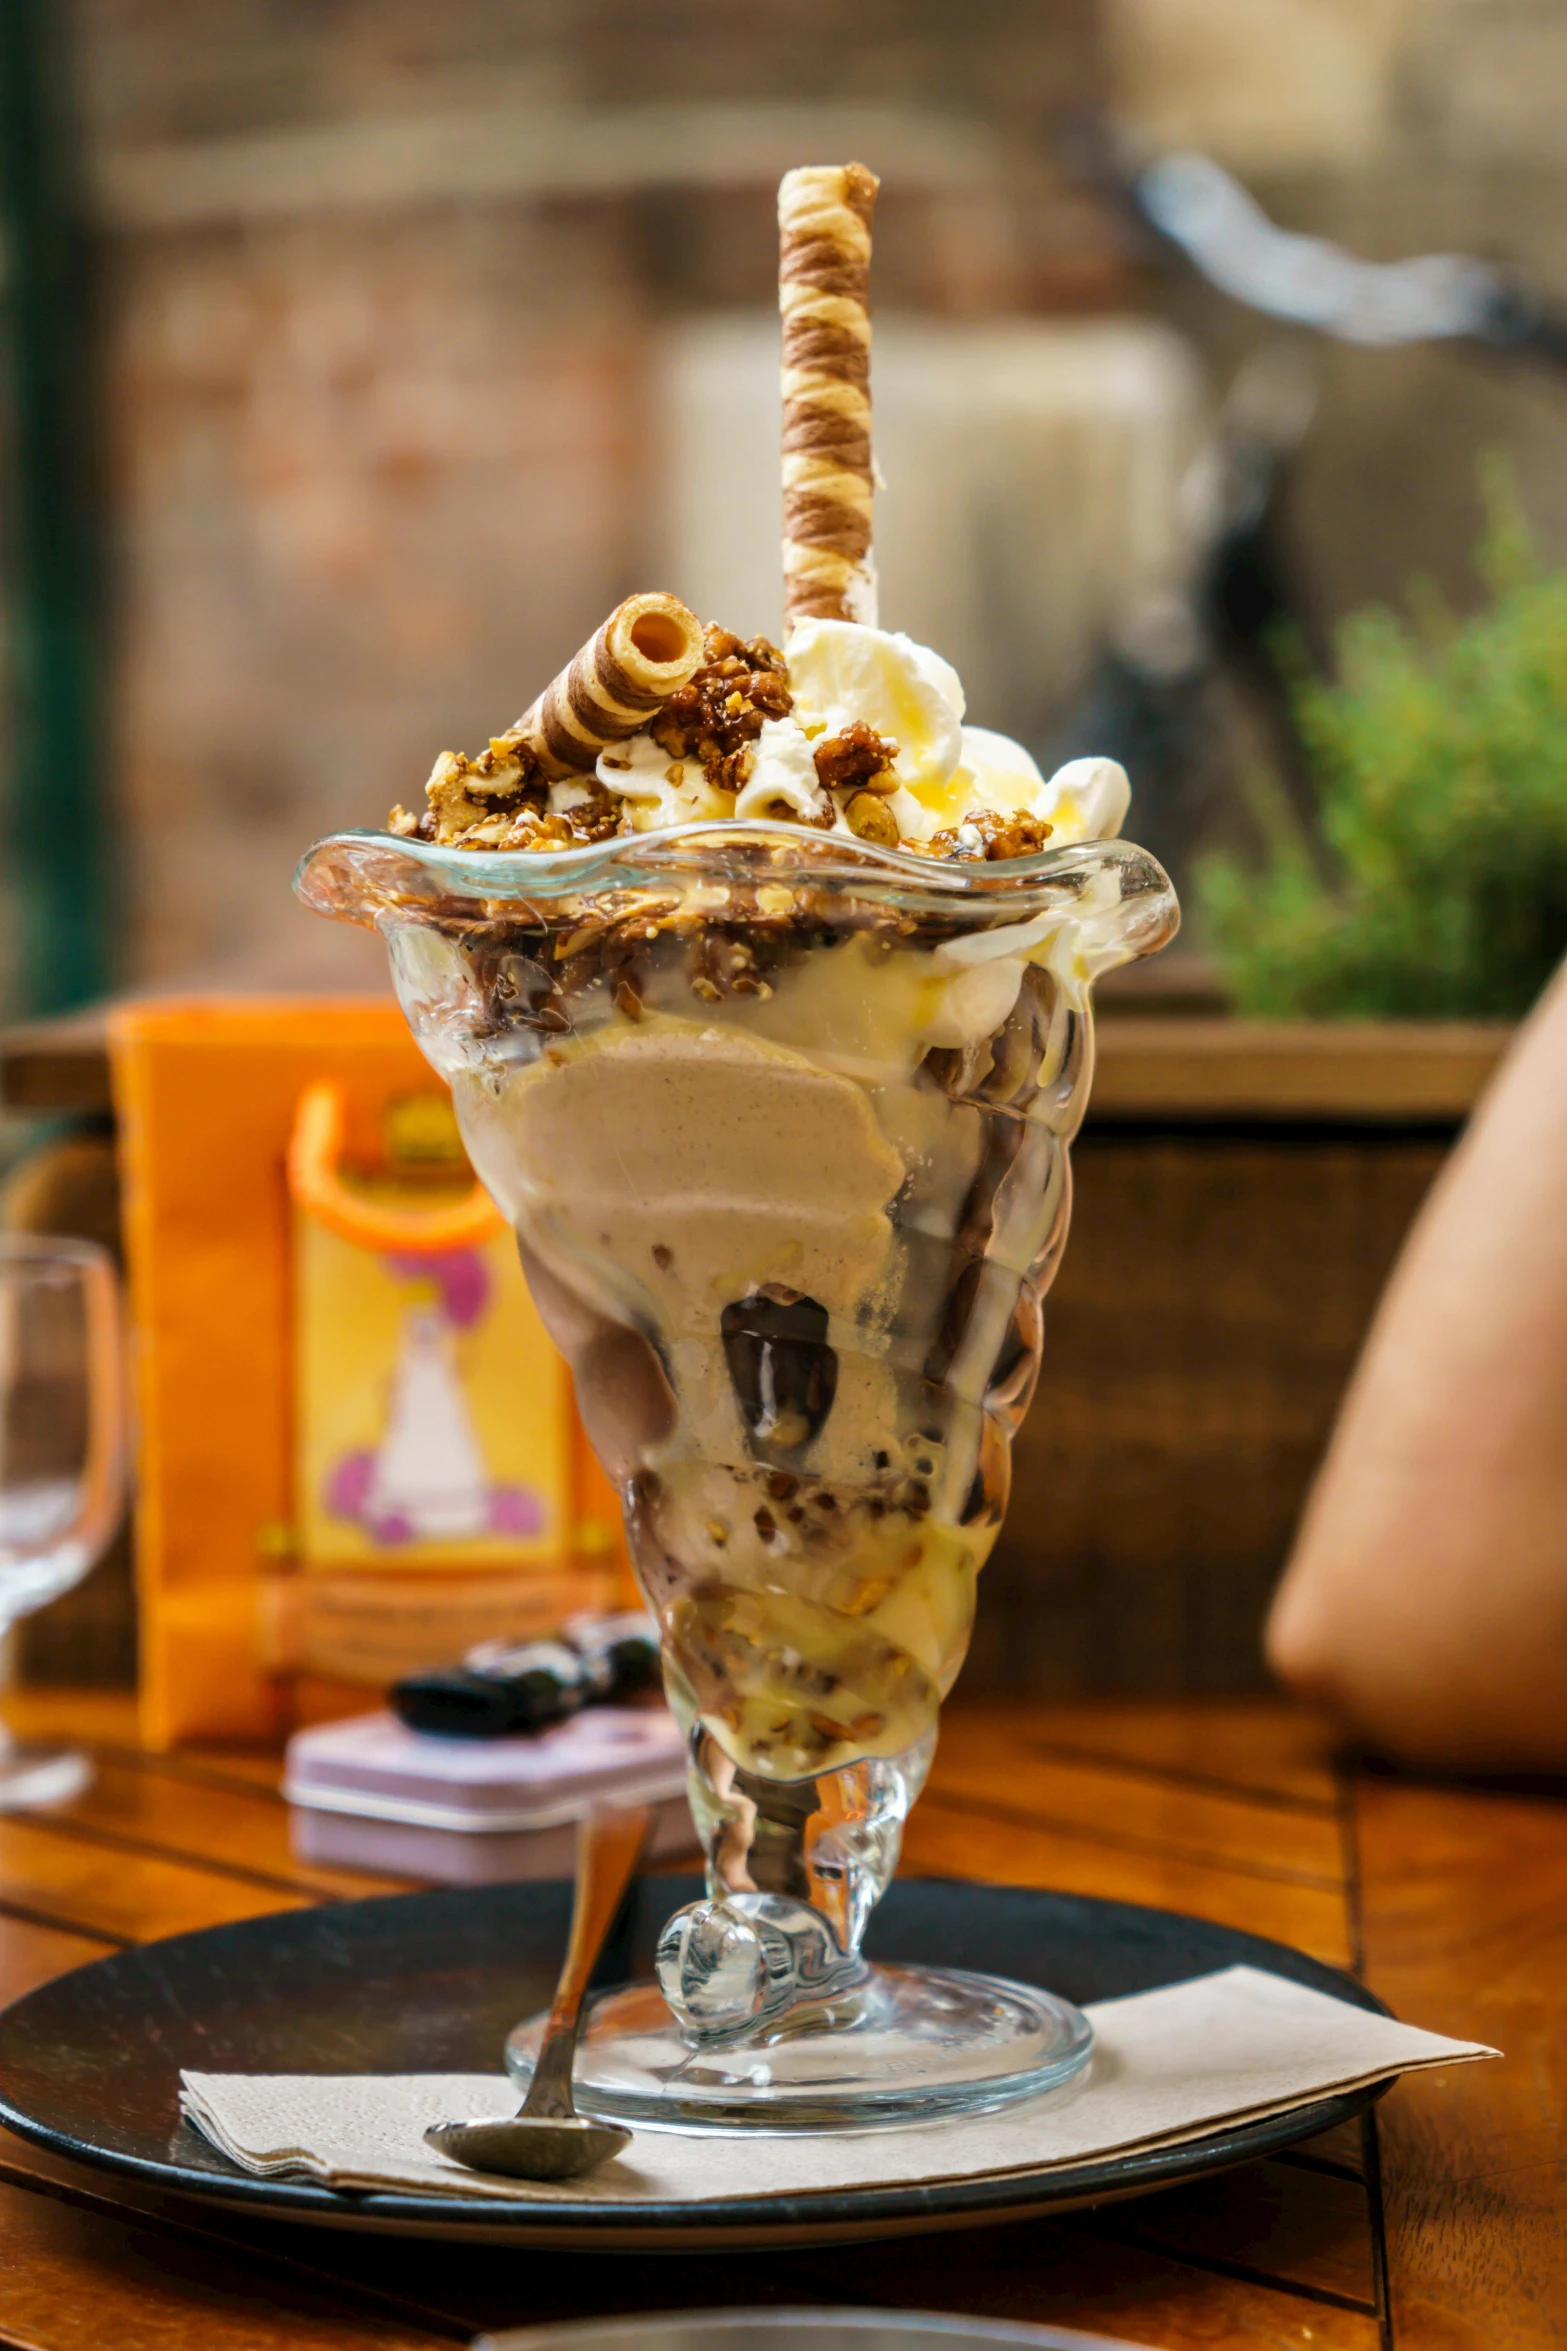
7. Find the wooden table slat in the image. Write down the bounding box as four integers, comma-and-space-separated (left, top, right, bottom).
901, 1793, 1355, 1968
1089, 1016, 1508, 1122
0, 2180, 455, 2351
927, 1716, 1345, 1884
1091, 2150, 1378, 2311
957, 1698, 1346, 1808
36, 1756, 414, 1906
1356, 1775, 1567, 2351
0, 2124, 1377, 2351
779, 2212, 1384, 2351
189, 2208, 1388, 2351
0, 1919, 118, 2013
0, 2128, 500, 2350
0, 1814, 314, 1947
0, 1696, 142, 1749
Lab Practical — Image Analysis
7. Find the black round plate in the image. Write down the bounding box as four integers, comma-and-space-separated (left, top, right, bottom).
0, 1876, 1387, 2248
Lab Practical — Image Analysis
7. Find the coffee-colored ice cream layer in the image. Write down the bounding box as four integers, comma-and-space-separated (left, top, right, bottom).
445, 918, 1081, 1780
497, 1025, 904, 1329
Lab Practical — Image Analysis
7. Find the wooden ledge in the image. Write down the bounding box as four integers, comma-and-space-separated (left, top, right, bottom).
3, 1007, 1513, 1127
0, 1009, 113, 1115
1091, 1018, 1510, 1124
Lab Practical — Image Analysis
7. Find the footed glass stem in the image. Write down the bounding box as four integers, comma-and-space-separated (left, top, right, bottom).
505, 1965, 1092, 2134
654, 1725, 928, 2044
504, 1726, 1093, 2132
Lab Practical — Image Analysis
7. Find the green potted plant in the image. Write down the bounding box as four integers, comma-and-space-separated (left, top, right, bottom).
1200, 465, 1567, 1020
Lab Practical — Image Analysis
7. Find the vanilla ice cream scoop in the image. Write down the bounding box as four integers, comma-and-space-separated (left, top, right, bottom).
785, 617, 964, 792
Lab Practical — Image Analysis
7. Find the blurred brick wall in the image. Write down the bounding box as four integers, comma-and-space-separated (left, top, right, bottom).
108, 205, 642, 983
75, 1, 1102, 148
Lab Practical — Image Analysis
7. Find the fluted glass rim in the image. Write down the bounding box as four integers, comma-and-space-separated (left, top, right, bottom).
294, 820, 1179, 936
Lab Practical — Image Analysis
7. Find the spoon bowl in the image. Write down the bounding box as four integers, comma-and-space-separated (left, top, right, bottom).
424, 2112, 632, 2182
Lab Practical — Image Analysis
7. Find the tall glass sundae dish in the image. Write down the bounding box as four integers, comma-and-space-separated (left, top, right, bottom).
298, 164, 1178, 2130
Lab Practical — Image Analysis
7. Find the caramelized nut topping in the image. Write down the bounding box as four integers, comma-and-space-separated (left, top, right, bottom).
651, 627, 793, 794
928, 808, 1054, 862
844, 790, 900, 846
813, 722, 898, 796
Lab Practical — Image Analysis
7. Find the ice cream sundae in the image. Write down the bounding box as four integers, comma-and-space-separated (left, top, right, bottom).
298, 162, 1178, 2127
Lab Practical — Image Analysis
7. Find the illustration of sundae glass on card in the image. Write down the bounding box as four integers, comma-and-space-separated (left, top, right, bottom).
288, 1086, 569, 1574
322, 1250, 543, 1550
297, 161, 1179, 2132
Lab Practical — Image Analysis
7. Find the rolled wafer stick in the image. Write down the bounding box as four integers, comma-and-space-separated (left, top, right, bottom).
505, 591, 704, 780
779, 161, 880, 631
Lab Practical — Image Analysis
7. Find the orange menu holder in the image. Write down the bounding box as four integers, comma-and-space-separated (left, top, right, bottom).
111, 1000, 631, 1750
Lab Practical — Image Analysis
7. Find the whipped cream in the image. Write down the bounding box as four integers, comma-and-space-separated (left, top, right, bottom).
595, 731, 732, 827
734, 716, 829, 823
594, 618, 1129, 853
787, 618, 964, 792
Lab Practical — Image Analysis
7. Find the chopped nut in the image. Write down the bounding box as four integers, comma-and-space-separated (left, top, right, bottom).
409, 736, 633, 851
929, 808, 1054, 862
844, 791, 900, 847
814, 721, 899, 795
650, 626, 793, 794
692, 931, 761, 997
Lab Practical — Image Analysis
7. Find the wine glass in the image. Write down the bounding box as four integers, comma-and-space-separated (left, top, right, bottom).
0, 1236, 126, 1808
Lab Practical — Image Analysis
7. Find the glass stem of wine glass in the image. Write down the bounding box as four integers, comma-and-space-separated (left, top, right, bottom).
0, 1237, 126, 1810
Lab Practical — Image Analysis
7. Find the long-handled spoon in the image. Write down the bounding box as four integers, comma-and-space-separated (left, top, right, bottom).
424, 1801, 650, 2181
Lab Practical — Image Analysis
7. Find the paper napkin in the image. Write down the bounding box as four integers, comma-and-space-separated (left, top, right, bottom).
178, 1964, 1495, 2205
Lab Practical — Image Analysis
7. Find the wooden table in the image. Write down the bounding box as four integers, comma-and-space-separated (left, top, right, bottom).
0, 1691, 1560, 2350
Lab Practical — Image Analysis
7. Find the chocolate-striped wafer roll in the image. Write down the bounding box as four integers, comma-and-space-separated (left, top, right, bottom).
506, 592, 704, 780
779, 161, 880, 631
